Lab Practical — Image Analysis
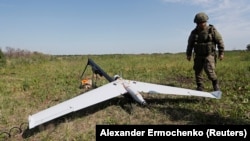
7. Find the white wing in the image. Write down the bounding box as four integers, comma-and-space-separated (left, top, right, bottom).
28, 80, 127, 129
124, 80, 222, 99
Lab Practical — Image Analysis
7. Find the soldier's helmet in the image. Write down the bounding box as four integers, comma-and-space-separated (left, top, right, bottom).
194, 12, 209, 23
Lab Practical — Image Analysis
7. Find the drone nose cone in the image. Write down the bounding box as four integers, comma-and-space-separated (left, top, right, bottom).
114, 75, 121, 80
141, 101, 147, 106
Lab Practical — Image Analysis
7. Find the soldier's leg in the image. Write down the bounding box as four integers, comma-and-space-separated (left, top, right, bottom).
195, 70, 204, 91
212, 80, 219, 91
204, 55, 220, 91
193, 57, 205, 91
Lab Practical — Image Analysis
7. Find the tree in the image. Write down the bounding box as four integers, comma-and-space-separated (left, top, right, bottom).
247, 44, 250, 51
0, 48, 6, 67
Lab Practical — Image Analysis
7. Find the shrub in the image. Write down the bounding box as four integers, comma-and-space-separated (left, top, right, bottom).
0, 48, 6, 67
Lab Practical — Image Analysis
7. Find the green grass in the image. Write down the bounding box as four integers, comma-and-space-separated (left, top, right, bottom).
0, 51, 249, 140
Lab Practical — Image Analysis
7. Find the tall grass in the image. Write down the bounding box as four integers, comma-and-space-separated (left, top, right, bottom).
0, 51, 249, 140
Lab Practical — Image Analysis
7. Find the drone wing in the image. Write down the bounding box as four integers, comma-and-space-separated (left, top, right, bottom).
124, 80, 222, 99
28, 80, 127, 129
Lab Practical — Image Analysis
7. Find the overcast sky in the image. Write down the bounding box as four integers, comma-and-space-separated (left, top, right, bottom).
0, 0, 249, 55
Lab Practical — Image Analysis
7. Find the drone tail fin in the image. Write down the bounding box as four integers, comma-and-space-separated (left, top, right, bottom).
211, 91, 222, 99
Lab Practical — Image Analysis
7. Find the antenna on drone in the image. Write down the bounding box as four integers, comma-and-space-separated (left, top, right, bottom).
79, 58, 114, 89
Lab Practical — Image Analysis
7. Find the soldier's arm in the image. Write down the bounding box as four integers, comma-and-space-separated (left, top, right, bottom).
214, 29, 225, 57
186, 33, 194, 61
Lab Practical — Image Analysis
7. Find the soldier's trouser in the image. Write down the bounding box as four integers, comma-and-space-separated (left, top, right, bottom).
193, 55, 217, 89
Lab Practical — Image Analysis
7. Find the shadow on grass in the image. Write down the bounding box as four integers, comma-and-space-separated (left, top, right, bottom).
144, 97, 250, 125
22, 94, 249, 139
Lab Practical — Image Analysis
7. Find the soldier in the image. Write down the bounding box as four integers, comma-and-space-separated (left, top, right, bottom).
186, 12, 225, 91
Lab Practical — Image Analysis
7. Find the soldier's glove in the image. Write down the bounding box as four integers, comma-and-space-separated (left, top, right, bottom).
187, 56, 191, 61
219, 54, 224, 60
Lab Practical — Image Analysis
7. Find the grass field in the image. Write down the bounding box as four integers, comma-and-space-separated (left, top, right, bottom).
0, 51, 249, 140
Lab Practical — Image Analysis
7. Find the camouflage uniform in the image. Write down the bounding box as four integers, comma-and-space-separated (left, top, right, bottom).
186, 12, 225, 91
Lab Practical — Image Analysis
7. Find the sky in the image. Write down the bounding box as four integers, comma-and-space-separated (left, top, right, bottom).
0, 0, 249, 55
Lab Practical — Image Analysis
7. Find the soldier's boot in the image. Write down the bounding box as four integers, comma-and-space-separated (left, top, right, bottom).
196, 83, 204, 91
212, 80, 220, 91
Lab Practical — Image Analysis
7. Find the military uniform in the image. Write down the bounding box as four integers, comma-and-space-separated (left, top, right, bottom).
186, 12, 225, 91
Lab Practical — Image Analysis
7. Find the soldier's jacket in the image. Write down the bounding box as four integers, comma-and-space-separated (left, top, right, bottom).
186, 24, 225, 57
